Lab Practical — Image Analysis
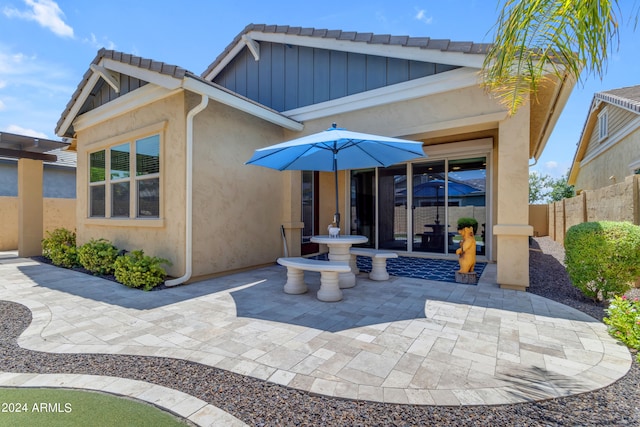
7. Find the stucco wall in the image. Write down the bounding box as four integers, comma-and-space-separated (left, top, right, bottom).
0, 197, 76, 250
0, 161, 76, 198
575, 126, 640, 191
190, 94, 287, 277
74, 92, 187, 277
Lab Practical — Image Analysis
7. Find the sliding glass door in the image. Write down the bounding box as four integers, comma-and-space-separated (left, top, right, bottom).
412, 161, 446, 253
378, 165, 408, 251
350, 156, 487, 256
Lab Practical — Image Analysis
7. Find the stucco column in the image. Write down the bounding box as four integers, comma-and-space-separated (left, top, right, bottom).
281, 171, 303, 257
494, 102, 533, 290
18, 158, 44, 257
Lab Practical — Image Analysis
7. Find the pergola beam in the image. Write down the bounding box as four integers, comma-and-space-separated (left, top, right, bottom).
0, 148, 57, 162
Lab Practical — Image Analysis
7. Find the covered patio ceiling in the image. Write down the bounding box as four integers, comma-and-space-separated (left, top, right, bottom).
0, 131, 70, 161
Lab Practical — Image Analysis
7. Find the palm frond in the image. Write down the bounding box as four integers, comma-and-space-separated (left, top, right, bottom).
483, 0, 620, 115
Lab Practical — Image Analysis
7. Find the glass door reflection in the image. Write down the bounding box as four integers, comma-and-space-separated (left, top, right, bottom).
412, 161, 446, 253
378, 165, 407, 251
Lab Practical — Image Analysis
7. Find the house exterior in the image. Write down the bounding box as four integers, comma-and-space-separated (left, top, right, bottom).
568, 85, 640, 191
0, 147, 76, 199
55, 24, 574, 290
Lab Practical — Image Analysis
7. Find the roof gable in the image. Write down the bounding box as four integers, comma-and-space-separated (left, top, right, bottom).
203, 24, 489, 114
568, 84, 640, 184
56, 49, 301, 138
596, 85, 640, 114
212, 40, 461, 112
202, 24, 490, 81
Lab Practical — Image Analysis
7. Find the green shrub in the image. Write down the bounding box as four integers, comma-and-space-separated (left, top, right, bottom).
565, 221, 640, 302
457, 217, 478, 234
604, 295, 640, 362
41, 228, 78, 268
114, 250, 171, 291
78, 238, 119, 275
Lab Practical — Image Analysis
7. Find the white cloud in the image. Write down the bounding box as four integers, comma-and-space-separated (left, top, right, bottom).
0, 99, 5, 111
5, 124, 48, 138
415, 8, 433, 24
83, 33, 116, 50
3, 0, 74, 38
0, 46, 73, 94
545, 161, 558, 169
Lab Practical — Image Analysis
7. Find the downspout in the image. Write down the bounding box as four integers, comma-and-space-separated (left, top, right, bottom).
165, 93, 209, 286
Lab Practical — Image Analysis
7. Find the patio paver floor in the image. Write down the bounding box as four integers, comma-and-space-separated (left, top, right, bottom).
0, 252, 631, 426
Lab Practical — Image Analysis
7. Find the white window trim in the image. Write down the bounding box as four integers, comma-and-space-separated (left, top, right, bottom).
87, 125, 163, 224
598, 107, 608, 142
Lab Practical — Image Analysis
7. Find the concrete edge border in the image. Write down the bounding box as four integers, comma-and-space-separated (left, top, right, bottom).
0, 372, 247, 427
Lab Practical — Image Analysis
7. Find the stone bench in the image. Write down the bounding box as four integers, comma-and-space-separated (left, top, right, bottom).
349, 248, 398, 281
277, 257, 352, 302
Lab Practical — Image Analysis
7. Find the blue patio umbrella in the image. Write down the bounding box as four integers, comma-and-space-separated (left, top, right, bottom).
246, 124, 425, 229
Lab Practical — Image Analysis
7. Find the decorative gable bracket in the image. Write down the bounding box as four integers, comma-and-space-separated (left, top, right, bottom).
90, 64, 121, 93
241, 35, 260, 61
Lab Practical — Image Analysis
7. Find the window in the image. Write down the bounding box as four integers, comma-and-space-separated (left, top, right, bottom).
598, 107, 608, 141
88, 134, 160, 219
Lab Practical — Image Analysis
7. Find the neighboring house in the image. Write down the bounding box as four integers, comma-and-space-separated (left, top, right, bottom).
0, 147, 76, 198
568, 85, 640, 191
55, 24, 575, 290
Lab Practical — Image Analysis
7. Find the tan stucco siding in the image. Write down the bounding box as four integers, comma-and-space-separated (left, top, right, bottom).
290, 85, 503, 141
575, 126, 640, 191
0, 197, 76, 250
74, 92, 187, 277
190, 94, 287, 277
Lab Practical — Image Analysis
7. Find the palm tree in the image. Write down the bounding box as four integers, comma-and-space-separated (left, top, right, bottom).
482, 0, 634, 115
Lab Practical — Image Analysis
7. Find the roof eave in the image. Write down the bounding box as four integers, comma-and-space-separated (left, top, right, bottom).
57, 56, 303, 138
530, 73, 577, 162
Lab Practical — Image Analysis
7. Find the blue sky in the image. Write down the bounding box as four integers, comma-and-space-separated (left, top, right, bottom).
0, 0, 638, 178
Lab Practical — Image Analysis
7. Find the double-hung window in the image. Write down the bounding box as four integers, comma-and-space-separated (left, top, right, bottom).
88, 134, 160, 219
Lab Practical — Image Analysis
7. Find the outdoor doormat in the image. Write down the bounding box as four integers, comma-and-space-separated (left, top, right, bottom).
312, 254, 486, 284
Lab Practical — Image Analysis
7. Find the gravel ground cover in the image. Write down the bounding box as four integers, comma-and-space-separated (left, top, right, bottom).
1, 236, 639, 426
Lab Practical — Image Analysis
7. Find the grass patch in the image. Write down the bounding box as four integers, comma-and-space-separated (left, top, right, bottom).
0, 387, 189, 426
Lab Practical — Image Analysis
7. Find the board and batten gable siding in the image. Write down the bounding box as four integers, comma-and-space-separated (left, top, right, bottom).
584, 105, 638, 158
213, 42, 459, 112
78, 76, 148, 117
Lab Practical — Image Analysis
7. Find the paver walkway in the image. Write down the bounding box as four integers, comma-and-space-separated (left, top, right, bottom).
0, 253, 631, 425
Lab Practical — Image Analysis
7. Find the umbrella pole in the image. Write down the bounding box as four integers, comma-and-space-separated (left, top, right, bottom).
333, 153, 340, 230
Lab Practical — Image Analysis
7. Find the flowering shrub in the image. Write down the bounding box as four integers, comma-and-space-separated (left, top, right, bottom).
604, 295, 640, 361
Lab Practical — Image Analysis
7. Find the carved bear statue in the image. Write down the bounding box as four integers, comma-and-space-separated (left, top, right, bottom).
456, 226, 476, 273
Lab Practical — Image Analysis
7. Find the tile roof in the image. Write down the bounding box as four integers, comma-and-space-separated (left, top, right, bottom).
43, 148, 76, 168
596, 85, 640, 114
202, 23, 491, 79
56, 47, 301, 138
